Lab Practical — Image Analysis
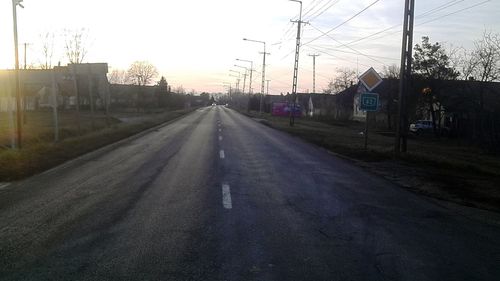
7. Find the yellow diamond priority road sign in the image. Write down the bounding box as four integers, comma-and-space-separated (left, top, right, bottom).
359, 67, 383, 92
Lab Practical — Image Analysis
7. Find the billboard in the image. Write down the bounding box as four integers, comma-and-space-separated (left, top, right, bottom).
271, 102, 301, 117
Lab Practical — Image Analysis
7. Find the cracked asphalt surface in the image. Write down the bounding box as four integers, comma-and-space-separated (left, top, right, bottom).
1, 106, 500, 281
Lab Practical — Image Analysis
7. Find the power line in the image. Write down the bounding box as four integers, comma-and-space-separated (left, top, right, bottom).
306, 45, 373, 68
308, 23, 388, 66
305, 0, 340, 22
417, 0, 464, 19
301, 0, 324, 19
417, 0, 491, 26
301, 0, 381, 47
309, 44, 399, 61
343, 0, 489, 49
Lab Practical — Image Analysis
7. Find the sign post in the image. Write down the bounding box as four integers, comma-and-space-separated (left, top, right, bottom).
358, 68, 382, 150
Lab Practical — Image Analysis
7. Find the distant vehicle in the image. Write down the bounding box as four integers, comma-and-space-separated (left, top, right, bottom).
410, 120, 433, 134
410, 120, 450, 135
212, 103, 216, 106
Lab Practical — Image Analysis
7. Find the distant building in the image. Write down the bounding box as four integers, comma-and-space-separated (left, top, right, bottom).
0, 63, 109, 112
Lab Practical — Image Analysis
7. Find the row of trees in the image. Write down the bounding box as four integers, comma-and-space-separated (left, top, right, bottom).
108, 61, 159, 86
107, 62, 192, 95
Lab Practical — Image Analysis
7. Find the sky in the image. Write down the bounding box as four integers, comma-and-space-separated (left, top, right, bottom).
0, 0, 499, 94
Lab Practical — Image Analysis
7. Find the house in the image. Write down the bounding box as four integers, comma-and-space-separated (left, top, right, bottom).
334, 78, 500, 135
0, 63, 109, 112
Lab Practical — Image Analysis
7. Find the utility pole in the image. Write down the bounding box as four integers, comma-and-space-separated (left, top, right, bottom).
23, 42, 31, 69
88, 64, 95, 130
241, 70, 248, 94
243, 38, 269, 114
22, 42, 32, 125
308, 54, 320, 93
236, 59, 254, 94
395, 0, 415, 156
229, 70, 241, 93
234, 65, 248, 94
12, 0, 24, 149
51, 69, 59, 142
259, 48, 270, 114
71, 64, 82, 135
289, 0, 307, 126
266, 80, 270, 95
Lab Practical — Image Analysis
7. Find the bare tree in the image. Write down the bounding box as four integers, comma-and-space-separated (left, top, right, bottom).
39, 32, 55, 69
127, 61, 159, 86
64, 28, 88, 64
323, 67, 357, 94
108, 69, 129, 84
174, 85, 186, 94
468, 31, 500, 82
454, 47, 479, 81
382, 64, 400, 79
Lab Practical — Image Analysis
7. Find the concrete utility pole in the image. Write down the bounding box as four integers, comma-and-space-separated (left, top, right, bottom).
87, 64, 95, 130
234, 65, 248, 94
223, 83, 232, 102
395, 0, 415, 155
243, 38, 269, 113
12, 0, 24, 149
308, 54, 319, 94
22, 42, 32, 69
289, 0, 307, 126
71, 64, 82, 135
229, 70, 241, 93
51, 69, 59, 142
236, 59, 254, 94
266, 80, 270, 95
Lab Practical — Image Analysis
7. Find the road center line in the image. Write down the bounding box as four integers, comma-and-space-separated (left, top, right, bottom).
218, 128, 222, 132
219, 135, 223, 141
219, 150, 225, 159
222, 184, 232, 209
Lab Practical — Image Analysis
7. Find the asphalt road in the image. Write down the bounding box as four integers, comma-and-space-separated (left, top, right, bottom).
1, 106, 500, 281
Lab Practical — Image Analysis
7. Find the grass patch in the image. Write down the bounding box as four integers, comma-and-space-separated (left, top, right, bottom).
0, 109, 194, 181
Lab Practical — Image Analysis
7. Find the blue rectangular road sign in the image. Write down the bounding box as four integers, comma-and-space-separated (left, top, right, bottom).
360, 93, 379, 111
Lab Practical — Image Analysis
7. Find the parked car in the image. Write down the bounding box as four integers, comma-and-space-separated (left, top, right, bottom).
410, 120, 450, 135
409, 120, 433, 134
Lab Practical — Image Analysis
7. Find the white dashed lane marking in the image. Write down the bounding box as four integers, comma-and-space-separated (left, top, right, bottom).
222, 184, 232, 209
219, 136, 223, 141
219, 150, 225, 159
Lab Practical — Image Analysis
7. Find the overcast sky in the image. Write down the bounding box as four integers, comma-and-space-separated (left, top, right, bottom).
0, 0, 498, 94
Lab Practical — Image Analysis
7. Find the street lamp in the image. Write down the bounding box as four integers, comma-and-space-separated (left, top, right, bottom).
236, 58, 254, 94
243, 38, 269, 114
12, 0, 24, 149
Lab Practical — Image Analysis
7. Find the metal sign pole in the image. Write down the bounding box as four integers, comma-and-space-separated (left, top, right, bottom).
364, 111, 369, 150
